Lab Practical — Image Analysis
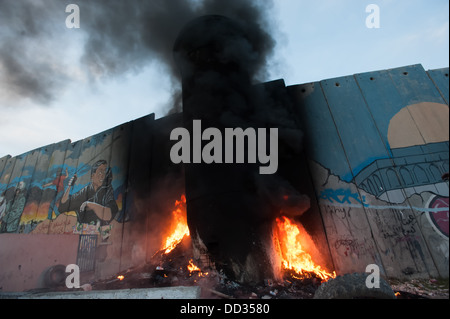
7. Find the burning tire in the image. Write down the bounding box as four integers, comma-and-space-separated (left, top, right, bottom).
313, 273, 396, 299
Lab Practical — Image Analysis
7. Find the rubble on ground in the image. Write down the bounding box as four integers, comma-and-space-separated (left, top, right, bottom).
389, 278, 449, 299
27, 237, 448, 299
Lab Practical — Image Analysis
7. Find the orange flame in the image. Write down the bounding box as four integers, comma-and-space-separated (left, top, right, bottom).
187, 259, 208, 277
274, 216, 336, 282
161, 195, 190, 254
187, 259, 201, 272
117, 275, 125, 281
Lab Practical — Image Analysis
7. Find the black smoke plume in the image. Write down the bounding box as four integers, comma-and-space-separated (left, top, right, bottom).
0, 0, 278, 112
0, 1, 66, 104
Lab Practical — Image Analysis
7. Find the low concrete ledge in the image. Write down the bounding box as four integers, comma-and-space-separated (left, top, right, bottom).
1, 286, 202, 299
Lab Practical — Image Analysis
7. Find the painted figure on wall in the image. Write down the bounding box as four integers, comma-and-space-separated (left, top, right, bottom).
43, 167, 69, 220
0, 182, 26, 233
58, 160, 118, 240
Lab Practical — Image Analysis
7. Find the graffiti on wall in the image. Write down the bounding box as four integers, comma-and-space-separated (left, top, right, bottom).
0, 127, 130, 238
319, 188, 369, 207
426, 195, 449, 239
0, 114, 162, 288
296, 65, 449, 278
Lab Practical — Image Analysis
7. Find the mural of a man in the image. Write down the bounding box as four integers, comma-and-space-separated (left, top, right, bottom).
58, 160, 118, 238
0, 181, 26, 233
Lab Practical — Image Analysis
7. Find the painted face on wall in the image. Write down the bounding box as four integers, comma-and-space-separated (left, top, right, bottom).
92, 164, 107, 190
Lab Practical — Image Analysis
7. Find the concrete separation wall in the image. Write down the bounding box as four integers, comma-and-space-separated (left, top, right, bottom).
0, 64, 448, 293
0, 234, 79, 292
0, 113, 183, 291
289, 64, 449, 279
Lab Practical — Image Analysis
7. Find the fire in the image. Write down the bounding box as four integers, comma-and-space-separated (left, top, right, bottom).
161, 195, 190, 254
187, 259, 208, 277
274, 216, 336, 282
187, 259, 201, 272
117, 275, 125, 281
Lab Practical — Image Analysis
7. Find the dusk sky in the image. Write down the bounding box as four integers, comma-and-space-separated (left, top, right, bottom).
1, 0, 448, 157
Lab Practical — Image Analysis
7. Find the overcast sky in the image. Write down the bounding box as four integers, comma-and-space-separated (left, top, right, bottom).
0, 0, 448, 158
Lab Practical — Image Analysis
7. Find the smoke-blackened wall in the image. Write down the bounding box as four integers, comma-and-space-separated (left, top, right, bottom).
173, 15, 315, 284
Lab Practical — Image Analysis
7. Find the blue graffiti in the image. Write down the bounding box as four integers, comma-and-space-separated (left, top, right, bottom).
319, 188, 369, 207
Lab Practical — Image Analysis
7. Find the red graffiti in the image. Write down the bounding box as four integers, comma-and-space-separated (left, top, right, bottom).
428, 196, 449, 238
